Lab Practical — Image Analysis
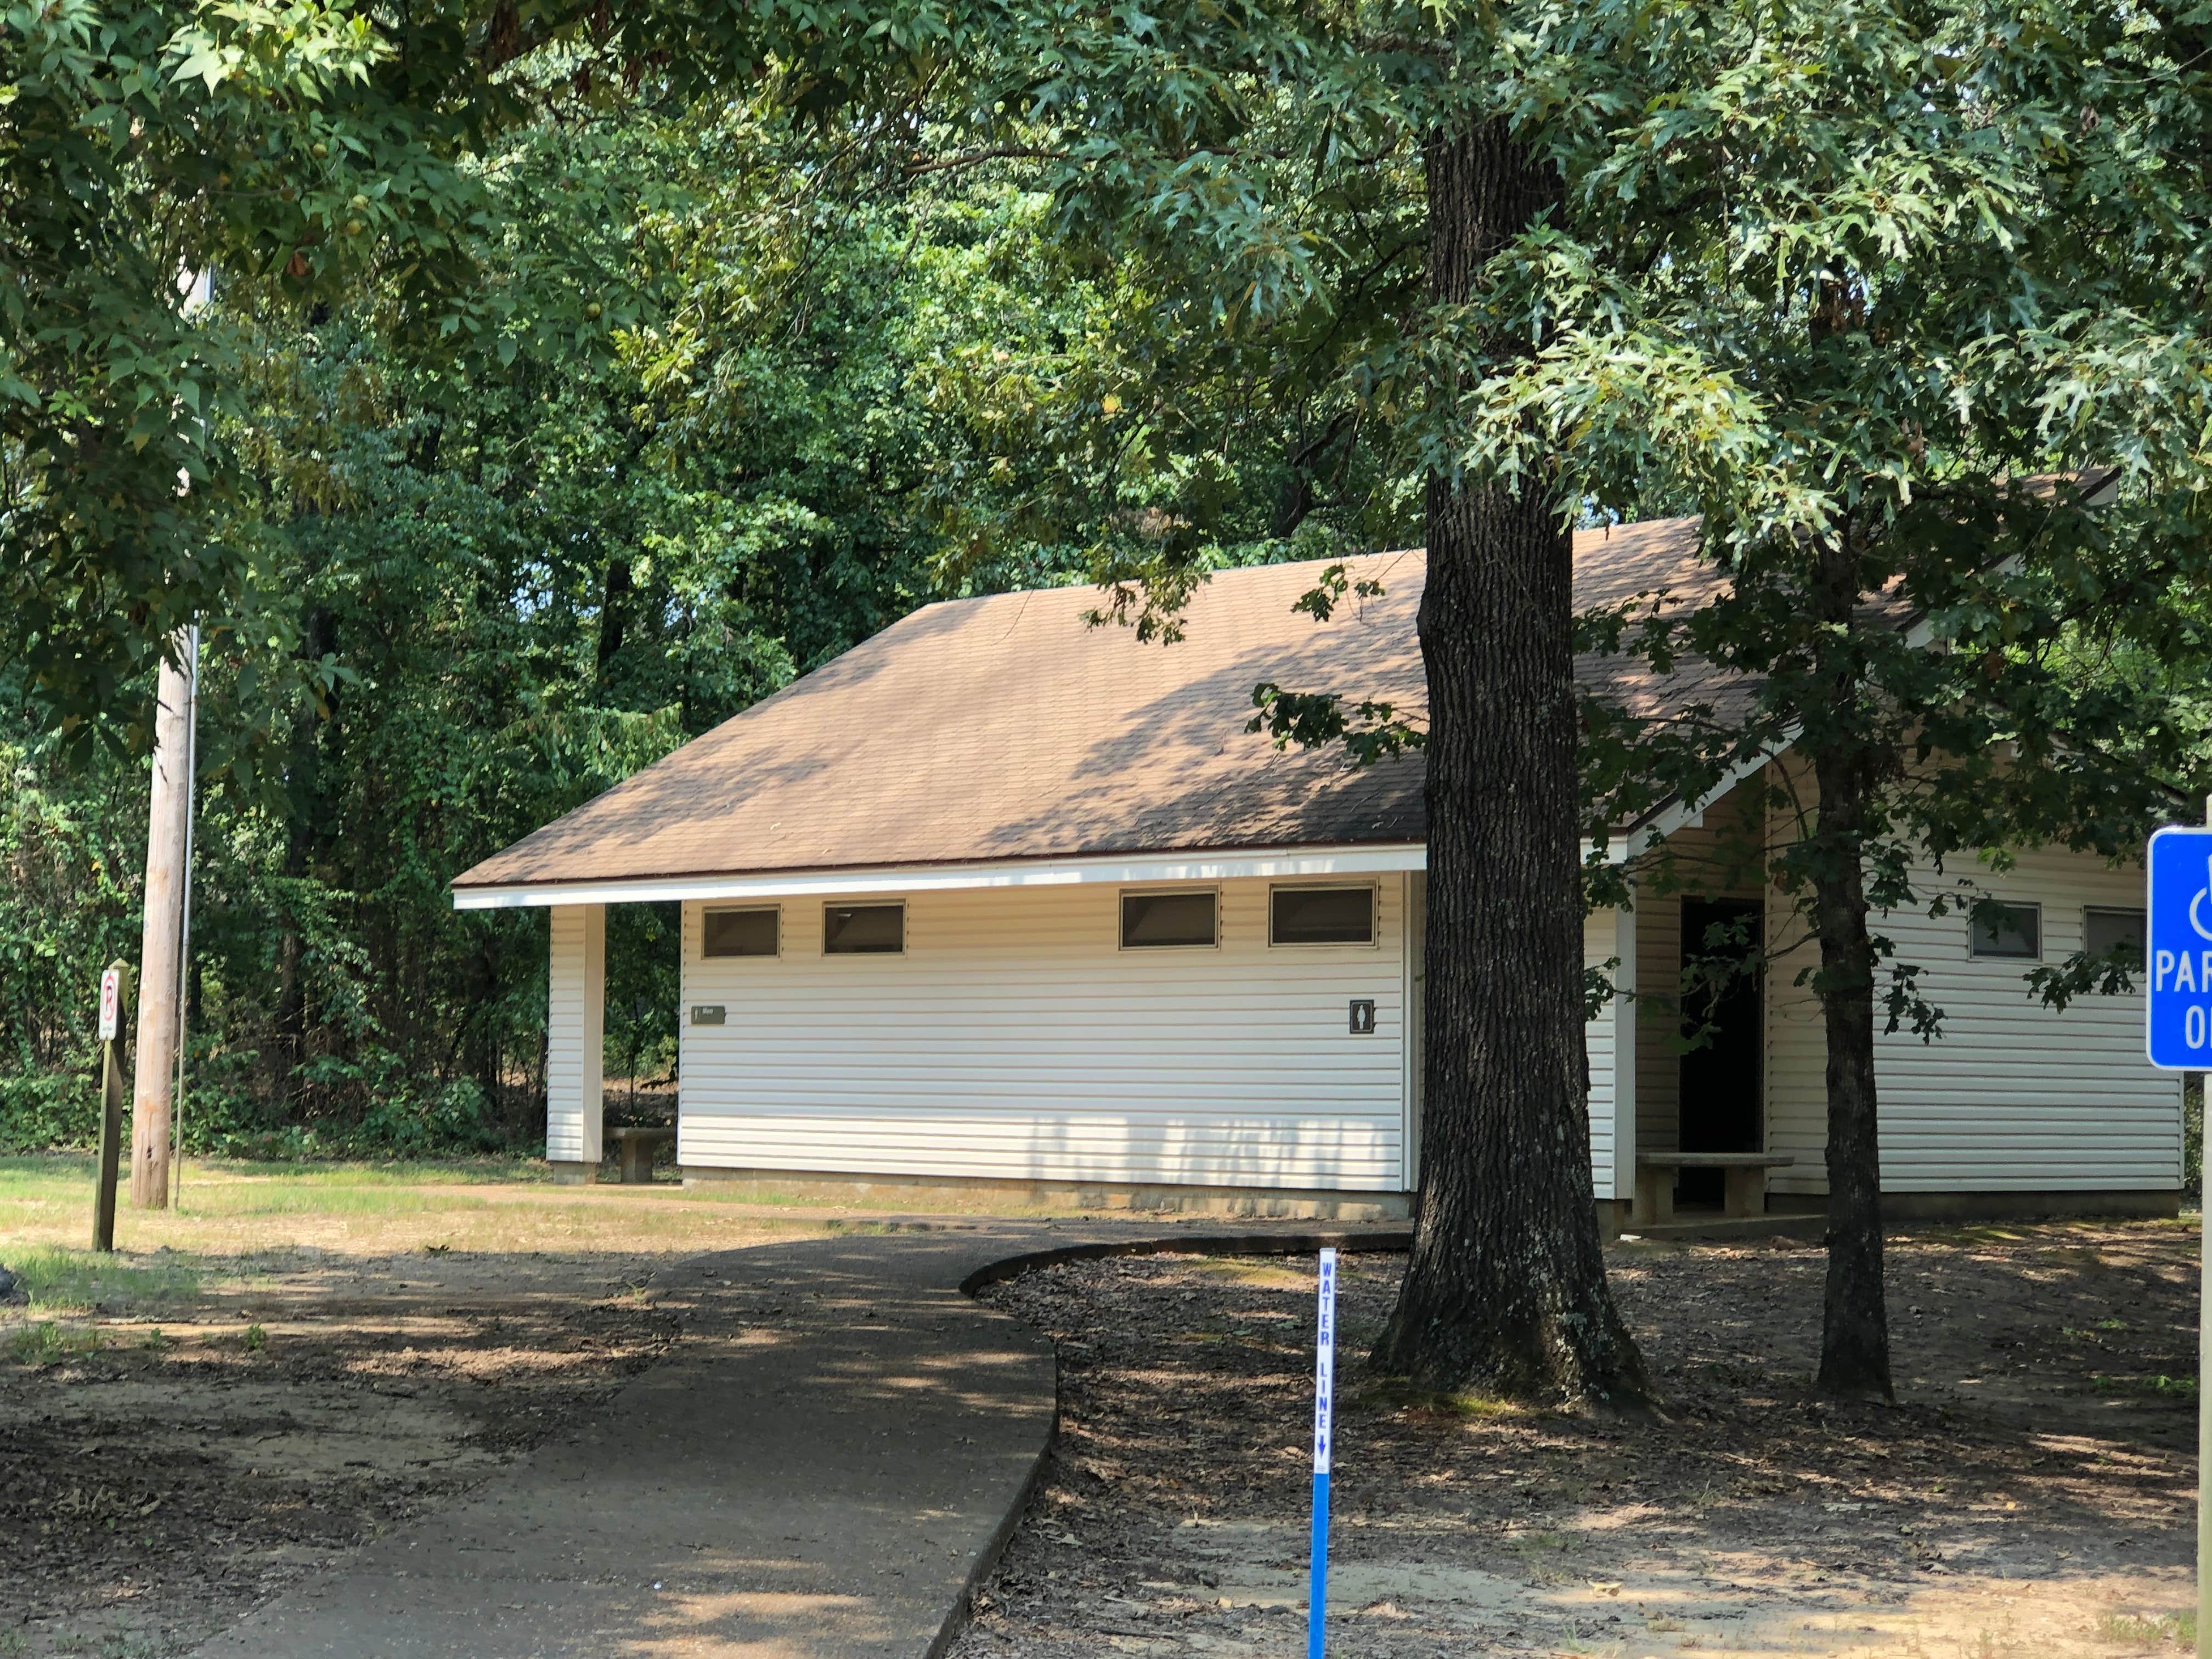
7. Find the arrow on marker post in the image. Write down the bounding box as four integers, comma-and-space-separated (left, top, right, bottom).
1308, 1247, 1336, 1659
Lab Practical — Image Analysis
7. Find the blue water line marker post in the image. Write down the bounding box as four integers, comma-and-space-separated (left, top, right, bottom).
1307, 1246, 1337, 1659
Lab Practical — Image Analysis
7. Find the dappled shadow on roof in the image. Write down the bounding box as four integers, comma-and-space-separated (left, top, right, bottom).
455, 518, 1761, 890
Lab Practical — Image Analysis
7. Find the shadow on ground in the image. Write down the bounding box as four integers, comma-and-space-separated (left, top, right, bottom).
956, 1222, 2198, 1659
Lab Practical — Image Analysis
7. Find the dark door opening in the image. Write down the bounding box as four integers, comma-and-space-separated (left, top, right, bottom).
1677, 898, 1764, 1206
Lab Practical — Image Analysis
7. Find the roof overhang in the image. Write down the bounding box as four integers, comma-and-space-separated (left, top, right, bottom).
1604, 738, 1796, 864
450, 842, 1431, 910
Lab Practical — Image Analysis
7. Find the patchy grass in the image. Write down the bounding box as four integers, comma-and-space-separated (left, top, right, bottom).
2097, 1610, 2196, 1645
1357, 1375, 1528, 1421
0, 1153, 1101, 1265
0, 1154, 833, 1262
3, 1245, 200, 1313
9, 1320, 104, 1365
1188, 1257, 1312, 1291
2090, 1372, 2199, 1403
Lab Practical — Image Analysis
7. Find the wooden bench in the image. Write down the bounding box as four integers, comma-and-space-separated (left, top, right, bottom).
1633, 1152, 1795, 1225
606, 1125, 676, 1185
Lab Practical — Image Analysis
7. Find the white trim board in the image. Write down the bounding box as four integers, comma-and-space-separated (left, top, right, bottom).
1606, 737, 1796, 863
452, 843, 1429, 910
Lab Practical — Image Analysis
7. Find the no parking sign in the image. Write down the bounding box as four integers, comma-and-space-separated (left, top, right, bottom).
98, 966, 122, 1041
2146, 826, 2212, 1067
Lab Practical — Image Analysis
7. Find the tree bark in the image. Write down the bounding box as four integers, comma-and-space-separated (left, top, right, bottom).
1369, 122, 1649, 1407
597, 557, 633, 682
1807, 534, 1894, 1400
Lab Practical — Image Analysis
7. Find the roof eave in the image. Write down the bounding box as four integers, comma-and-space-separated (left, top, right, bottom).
449, 841, 1431, 910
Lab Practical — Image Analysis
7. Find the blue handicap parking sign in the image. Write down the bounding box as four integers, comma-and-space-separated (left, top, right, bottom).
2146, 826, 2212, 1068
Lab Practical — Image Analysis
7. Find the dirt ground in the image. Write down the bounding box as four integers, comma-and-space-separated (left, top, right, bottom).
0, 1155, 890, 1659
0, 1246, 706, 1658
955, 1222, 2199, 1659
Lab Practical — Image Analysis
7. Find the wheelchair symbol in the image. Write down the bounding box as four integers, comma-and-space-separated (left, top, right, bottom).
2194, 856, 2212, 941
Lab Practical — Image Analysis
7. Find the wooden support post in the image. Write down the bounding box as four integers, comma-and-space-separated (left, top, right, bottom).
1612, 898, 1638, 1222
131, 646, 193, 1209
546, 904, 606, 1181
92, 962, 131, 1252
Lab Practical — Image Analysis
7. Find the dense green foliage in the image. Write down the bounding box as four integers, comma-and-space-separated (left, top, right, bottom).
1, 60, 1386, 1153
8, 0, 2212, 1211
873, 0, 2212, 1396
1543, 0, 2212, 936
0, 0, 534, 736
1, 85, 1075, 1152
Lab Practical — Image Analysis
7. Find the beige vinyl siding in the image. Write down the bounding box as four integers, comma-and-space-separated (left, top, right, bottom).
545, 904, 605, 1166
1767, 847, 2179, 1194
677, 875, 1409, 1192
1403, 873, 1425, 1186
1584, 907, 1634, 1201
1764, 872, 1826, 1192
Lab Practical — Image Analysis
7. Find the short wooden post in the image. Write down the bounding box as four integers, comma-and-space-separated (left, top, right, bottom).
1611, 898, 1639, 1222
92, 961, 131, 1252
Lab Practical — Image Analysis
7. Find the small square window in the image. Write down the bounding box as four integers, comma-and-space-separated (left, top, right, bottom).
702, 907, 778, 958
825, 902, 904, 955
1120, 890, 1217, 949
1968, 901, 2041, 960
2085, 906, 2146, 963
1270, 885, 1376, 946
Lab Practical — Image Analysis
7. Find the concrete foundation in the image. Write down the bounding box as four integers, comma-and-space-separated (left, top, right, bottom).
1597, 1188, 2181, 1239
612, 1163, 2175, 1229
1764, 1188, 2182, 1223
679, 1166, 1412, 1222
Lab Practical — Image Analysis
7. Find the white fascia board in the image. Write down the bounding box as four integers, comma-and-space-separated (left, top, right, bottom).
1604, 734, 1798, 864
451, 843, 1429, 910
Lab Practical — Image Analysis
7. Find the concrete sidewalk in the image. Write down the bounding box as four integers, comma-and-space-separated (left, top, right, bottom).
191, 1219, 1405, 1659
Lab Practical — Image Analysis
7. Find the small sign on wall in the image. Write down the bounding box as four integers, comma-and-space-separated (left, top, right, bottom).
691, 1005, 727, 1026
1347, 1000, 1375, 1035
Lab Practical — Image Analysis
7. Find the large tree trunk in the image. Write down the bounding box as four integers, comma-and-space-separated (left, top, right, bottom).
597, 557, 633, 683
1369, 122, 1648, 1408
1807, 536, 1894, 1400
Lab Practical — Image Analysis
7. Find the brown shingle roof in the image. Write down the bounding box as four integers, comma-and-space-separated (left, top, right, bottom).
455, 516, 1722, 893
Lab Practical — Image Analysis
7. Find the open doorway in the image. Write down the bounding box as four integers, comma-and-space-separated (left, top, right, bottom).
603, 900, 681, 1180
1677, 898, 1764, 1206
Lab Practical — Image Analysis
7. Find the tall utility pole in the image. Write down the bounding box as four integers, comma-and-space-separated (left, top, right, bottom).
131, 640, 194, 1209
171, 622, 201, 1205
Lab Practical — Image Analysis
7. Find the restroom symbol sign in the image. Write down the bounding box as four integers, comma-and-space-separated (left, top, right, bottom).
1347, 999, 1376, 1035
2145, 826, 2212, 1068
